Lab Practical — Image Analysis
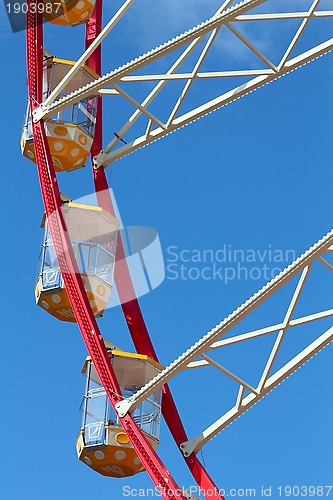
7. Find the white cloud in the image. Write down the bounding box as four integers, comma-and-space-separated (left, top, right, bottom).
103, 0, 321, 66
105, 0, 227, 53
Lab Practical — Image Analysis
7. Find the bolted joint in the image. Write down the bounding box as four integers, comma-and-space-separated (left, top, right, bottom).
115, 398, 134, 418
32, 106, 46, 123
92, 156, 102, 170
180, 437, 203, 457
93, 150, 109, 169
180, 442, 191, 457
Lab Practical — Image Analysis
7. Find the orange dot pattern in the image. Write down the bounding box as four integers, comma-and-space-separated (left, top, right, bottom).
76, 426, 159, 478
21, 122, 93, 173
43, 0, 97, 27
35, 274, 112, 322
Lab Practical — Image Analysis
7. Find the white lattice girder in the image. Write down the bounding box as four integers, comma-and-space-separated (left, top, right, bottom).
115, 230, 333, 454
181, 325, 333, 456
32, 1, 333, 166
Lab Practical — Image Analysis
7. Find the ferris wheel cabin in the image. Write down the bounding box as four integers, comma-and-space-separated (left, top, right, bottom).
43, 0, 97, 26
76, 349, 163, 477
21, 53, 98, 172
35, 200, 119, 321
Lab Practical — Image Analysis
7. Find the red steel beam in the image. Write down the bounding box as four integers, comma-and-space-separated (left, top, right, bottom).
26, 2, 186, 498
85, 3, 224, 499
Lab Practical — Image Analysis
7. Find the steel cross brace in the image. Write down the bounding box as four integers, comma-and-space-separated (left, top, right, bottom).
30, 1, 333, 166
31, 0, 270, 121
115, 232, 333, 434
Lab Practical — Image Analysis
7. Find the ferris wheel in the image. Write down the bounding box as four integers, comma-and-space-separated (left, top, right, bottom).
23, 1, 333, 499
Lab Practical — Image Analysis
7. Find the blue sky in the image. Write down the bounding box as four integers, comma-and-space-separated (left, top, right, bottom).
1, 1, 333, 499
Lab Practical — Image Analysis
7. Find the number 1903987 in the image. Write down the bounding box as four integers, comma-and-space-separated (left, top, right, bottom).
277, 486, 333, 497
6, 2, 61, 14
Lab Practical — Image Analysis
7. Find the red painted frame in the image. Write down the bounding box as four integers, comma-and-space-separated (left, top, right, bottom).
25, 1, 225, 498
26, 2, 186, 498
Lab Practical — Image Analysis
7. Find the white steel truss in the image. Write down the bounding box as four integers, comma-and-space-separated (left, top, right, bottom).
115, 230, 333, 455
28, 0, 333, 465
32, 0, 333, 166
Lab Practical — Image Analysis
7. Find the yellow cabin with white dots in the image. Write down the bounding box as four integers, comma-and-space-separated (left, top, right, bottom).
35, 199, 119, 321
21, 52, 98, 172
43, 0, 97, 26
76, 348, 163, 477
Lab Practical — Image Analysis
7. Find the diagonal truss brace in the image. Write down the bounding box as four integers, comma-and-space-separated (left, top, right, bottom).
32, 0, 268, 122
115, 232, 333, 452
97, 1, 333, 165
181, 324, 333, 456
96, 37, 333, 166
30, 0, 333, 166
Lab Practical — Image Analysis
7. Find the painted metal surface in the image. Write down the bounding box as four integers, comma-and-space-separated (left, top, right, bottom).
26, 2, 186, 498
84, 3, 224, 498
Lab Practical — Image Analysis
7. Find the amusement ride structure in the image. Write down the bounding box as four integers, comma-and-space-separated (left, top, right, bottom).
23, 1, 333, 499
